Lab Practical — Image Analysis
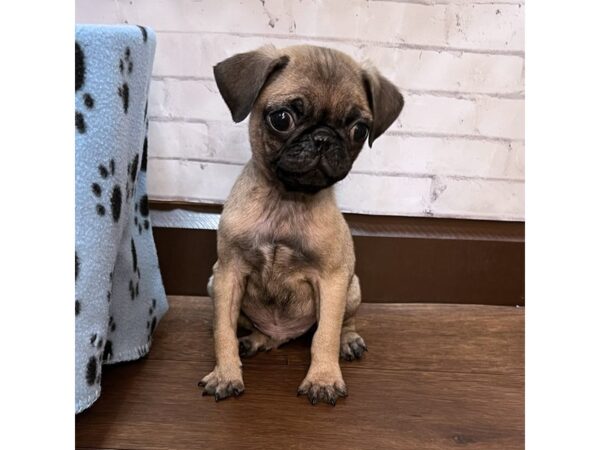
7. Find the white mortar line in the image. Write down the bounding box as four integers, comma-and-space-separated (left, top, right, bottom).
150, 76, 525, 100
155, 30, 525, 57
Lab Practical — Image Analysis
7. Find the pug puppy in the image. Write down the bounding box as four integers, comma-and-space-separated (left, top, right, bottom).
199, 45, 403, 405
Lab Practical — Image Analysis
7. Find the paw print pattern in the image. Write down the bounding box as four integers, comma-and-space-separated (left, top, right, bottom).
137, 25, 148, 43
85, 356, 98, 386
108, 315, 116, 333
75, 42, 95, 134
90, 333, 104, 350
91, 160, 122, 223
107, 271, 113, 303
75, 252, 80, 281
129, 238, 141, 300
146, 298, 158, 343
103, 340, 113, 362
134, 194, 151, 235
86, 333, 105, 385
118, 47, 133, 114
125, 153, 140, 201
133, 130, 151, 235
75, 252, 82, 316
140, 124, 148, 172
102, 316, 115, 362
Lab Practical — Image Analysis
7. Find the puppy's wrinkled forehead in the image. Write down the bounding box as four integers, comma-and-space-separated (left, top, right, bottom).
259, 46, 371, 121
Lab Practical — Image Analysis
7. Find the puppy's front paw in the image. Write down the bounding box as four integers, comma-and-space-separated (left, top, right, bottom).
199, 365, 244, 401
297, 366, 347, 406
340, 331, 367, 361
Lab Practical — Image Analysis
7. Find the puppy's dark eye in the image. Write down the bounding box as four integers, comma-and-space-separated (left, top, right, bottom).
268, 110, 294, 132
351, 123, 369, 142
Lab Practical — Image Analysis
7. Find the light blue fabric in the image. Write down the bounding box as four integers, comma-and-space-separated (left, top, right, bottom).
75, 24, 168, 414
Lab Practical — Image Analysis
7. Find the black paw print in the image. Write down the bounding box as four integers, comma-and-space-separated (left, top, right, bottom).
134, 194, 151, 235
75, 252, 80, 281
118, 47, 133, 114
146, 298, 158, 343
141, 128, 148, 173
85, 356, 99, 386
90, 333, 104, 350
125, 153, 140, 201
103, 340, 113, 362
91, 160, 122, 223
108, 315, 116, 333
75, 42, 95, 134
137, 25, 148, 43
129, 238, 141, 300
133, 132, 151, 235
75, 252, 82, 316
85, 333, 105, 386
107, 270, 113, 303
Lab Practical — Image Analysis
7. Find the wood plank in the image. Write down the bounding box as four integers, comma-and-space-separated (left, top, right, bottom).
76, 296, 524, 450
149, 297, 524, 375
77, 361, 523, 450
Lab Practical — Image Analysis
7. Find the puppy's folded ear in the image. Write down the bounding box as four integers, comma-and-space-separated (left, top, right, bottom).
362, 67, 404, 147
214, 46, 289, 123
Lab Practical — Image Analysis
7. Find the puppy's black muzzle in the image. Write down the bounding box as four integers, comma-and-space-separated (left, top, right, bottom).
274, 127, 352, 194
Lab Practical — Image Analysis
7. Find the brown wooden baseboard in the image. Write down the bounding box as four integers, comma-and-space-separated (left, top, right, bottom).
151, 203, 524, 306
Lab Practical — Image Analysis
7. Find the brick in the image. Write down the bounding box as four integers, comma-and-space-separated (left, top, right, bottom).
475, 97, 524, 140
335, 173, 431, 216
289, 0, 448, 47
446, 4, 525, 51
147, 121, 209, 160
353, 134, 522, 180
505, 141, 524, 179
429, 177, 524, 220
76, 0, 122, 23
147, 159, 243, 203
148, 121, 252, 162
396, 94, 524, 140
148, 79, 230, 120
397, 94, 478, 136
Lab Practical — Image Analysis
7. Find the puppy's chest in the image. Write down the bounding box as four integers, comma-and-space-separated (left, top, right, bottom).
241, 236, 318, 341
243, 236, 318, 293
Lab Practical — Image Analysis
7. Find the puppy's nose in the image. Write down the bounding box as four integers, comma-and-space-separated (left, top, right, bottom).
312, 128, 337, 151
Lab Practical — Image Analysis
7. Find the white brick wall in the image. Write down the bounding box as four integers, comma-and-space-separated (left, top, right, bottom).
76, 0, 525, 221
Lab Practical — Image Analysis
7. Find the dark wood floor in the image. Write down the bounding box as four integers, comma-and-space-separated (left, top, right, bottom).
76, 296, 524, 450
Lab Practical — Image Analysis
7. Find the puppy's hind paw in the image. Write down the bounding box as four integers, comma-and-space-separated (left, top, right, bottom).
238, 336, 261, 358
340, 331, 367, 361
238, 332, 273, 358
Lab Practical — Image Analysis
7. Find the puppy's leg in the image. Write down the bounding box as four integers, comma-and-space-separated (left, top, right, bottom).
340, 275, 367, 361
200, 264, 245, 401
298, 273, 348, 405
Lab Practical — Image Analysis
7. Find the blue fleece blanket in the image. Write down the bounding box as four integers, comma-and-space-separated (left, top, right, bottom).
75, 24, 168, 414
